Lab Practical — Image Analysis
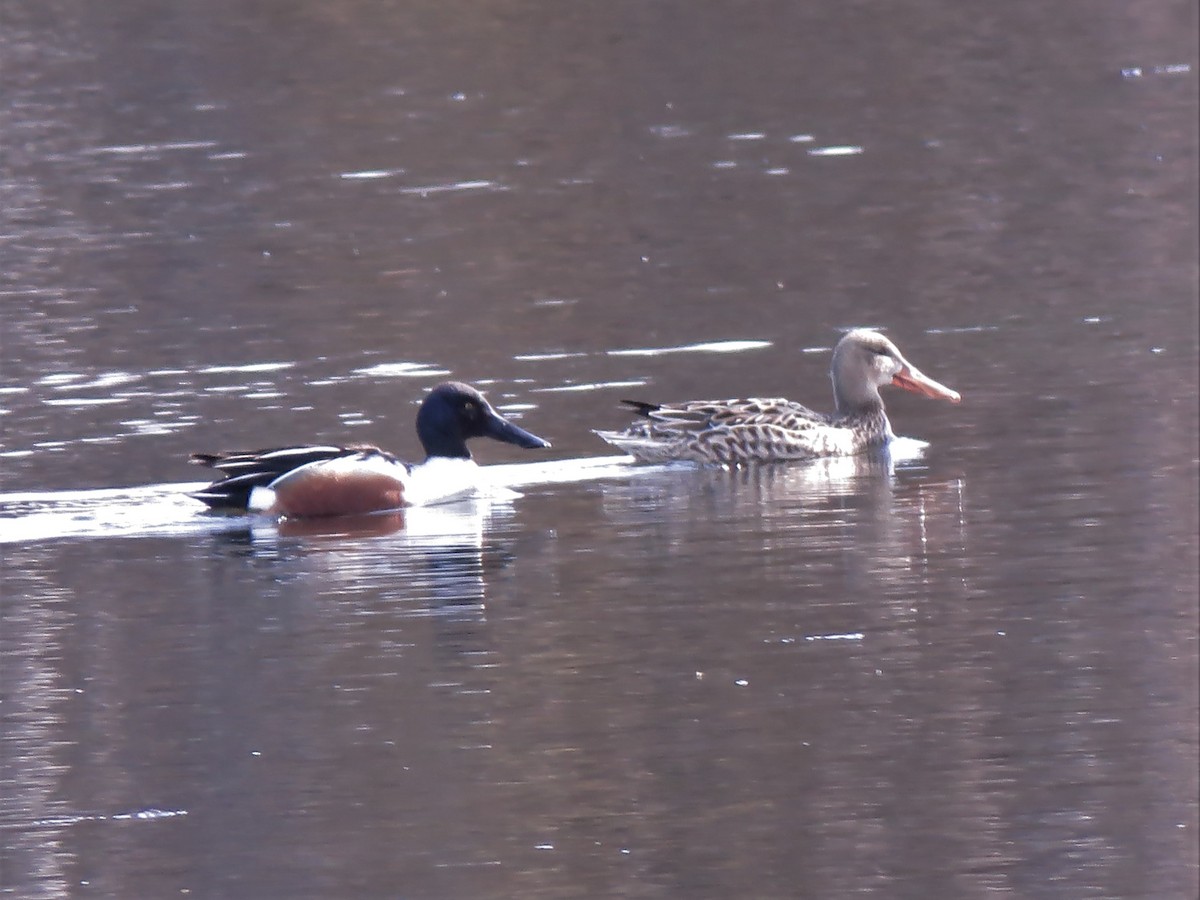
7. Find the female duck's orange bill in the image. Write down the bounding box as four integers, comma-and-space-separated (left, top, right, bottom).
891, 365, 961, 403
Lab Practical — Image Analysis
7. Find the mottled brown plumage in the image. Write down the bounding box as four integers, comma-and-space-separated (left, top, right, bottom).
595, 329, 960, 465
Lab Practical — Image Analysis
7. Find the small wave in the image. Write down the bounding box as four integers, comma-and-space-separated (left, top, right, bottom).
606, 339, 771, 357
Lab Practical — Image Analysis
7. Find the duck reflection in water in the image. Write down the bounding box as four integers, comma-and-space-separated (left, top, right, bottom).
201, 496, 518, 625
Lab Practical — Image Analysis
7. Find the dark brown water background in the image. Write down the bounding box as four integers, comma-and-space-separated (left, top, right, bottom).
2, 2, 1197, 898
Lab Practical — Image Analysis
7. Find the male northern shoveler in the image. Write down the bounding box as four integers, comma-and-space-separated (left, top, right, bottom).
595, 329, 960, 465
190, 381, 550, 516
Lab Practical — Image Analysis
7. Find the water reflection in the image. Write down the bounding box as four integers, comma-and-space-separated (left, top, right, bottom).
0, 496, 533, 896
185, 496, 517, 612
2, 0, 1195, 896
599, 445, 964, 558
589, 455, 971, 671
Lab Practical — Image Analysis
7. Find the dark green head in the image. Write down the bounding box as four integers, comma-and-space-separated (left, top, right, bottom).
415, 382, 551, 460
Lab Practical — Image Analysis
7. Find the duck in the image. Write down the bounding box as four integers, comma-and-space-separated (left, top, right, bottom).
189, 381, 551, 516
594, 329, 960, 465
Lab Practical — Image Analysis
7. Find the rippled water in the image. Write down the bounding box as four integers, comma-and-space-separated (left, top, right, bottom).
2, 2, 1197, 898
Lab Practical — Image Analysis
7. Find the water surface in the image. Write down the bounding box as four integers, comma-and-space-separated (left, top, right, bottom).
2, 2, 1197, 898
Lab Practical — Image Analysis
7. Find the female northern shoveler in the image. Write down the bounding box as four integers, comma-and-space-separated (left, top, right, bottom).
595, 329, 960, 465
190, 382, 550, 516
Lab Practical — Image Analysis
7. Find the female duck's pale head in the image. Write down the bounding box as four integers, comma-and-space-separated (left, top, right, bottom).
830, 329, 961, 415
415, 382, 552, 460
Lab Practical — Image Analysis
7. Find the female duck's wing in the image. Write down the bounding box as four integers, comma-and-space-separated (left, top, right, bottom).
596, 398, 841, 464
644, 397, 827, 430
